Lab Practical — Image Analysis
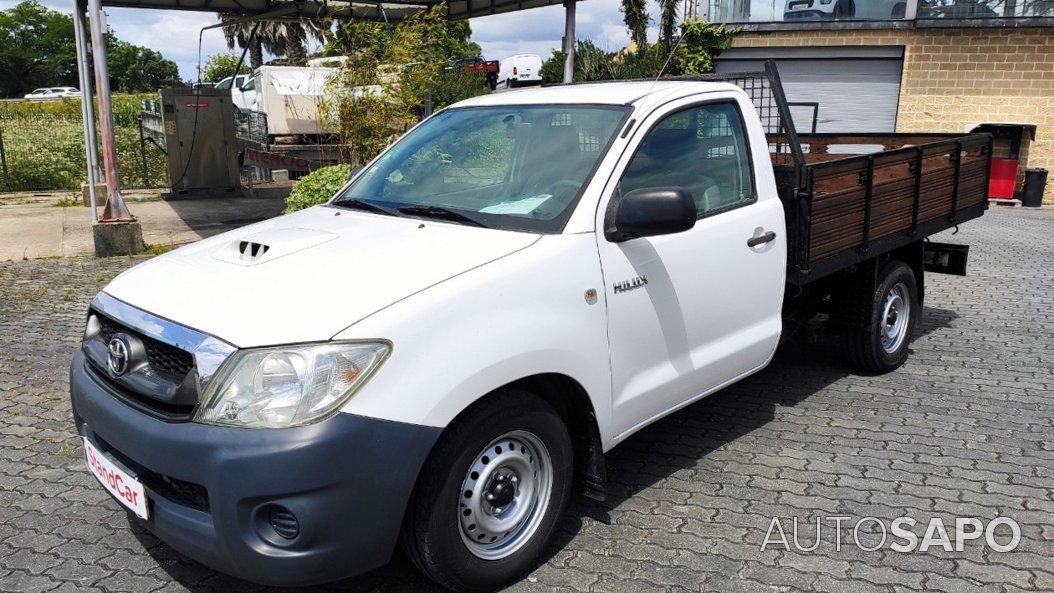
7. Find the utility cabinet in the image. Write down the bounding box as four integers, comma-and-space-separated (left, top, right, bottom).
157, 88, 239, 193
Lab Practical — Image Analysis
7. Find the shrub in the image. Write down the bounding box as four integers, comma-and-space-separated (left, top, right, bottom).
431, 70, 490, 111
285, 164, 351, 212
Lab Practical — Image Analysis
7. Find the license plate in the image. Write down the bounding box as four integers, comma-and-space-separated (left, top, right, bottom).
84, 438, 149, 519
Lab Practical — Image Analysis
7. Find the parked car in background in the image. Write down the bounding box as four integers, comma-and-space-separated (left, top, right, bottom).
497, 54, 543, 89
215, 75, 249, 91
23, 87, 80, 101
448, 56, 500, 89
215, 75, 250, 108
783, 0, 907, 19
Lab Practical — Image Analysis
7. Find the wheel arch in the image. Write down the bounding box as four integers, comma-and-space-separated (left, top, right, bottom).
434, 372, 608, 502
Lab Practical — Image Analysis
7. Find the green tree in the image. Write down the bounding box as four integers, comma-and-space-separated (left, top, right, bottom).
657, 0, 679, 50
202, 53, 249, 82
678, 20, 739, 74
326, 5, 483, 164
620, 0, 649, 48
327, 18, 479, 62
540, 41, 675, 83
105, 35, 182, 92
0, 1, 180, 97
0, 0, 77, 97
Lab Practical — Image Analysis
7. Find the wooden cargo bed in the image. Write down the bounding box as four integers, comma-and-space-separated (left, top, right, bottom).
776, 132, 992, 284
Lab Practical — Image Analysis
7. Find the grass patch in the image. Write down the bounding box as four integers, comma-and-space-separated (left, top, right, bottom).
53, 195, 80, 207
143, 243, 176, 256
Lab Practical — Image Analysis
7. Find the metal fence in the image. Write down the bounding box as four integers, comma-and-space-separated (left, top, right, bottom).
234, 108, 272, 185
0, 110, 167, 194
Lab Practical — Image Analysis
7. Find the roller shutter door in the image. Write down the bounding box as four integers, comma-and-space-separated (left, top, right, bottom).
716, 46, 905, 133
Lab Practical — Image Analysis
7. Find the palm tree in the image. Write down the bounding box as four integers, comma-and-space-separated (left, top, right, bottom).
657, 0, 680, 50
220, 16, 330, 70
621, 0, 686, 51
221, 15, 265, 70
620, 0, 649, 48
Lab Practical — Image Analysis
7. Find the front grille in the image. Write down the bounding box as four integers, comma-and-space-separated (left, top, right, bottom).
94, 432, 209, 512
87, 309, 198, 422
85, 362, 196, 421
96, 313, 194, 377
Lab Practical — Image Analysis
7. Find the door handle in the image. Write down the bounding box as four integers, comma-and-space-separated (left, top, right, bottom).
747, 231, 777, 248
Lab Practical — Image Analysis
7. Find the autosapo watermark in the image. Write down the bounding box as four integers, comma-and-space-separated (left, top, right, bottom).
761, 516, 1021, 553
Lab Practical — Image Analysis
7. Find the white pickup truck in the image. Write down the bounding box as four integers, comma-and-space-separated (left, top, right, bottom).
71, 64, 990, 591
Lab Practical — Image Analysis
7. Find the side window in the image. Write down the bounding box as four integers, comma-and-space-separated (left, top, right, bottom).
620, 101, 755, 216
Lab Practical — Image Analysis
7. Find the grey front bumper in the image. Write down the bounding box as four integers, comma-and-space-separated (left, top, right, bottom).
70, 349, 441, 586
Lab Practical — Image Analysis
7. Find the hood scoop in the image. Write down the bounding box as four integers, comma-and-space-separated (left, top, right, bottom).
238, 241, 270, 261
212, 227, 338, 266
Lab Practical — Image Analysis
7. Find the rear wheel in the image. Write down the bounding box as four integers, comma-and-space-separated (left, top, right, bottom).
842, 261, 918, 373
401, 390, 572, 592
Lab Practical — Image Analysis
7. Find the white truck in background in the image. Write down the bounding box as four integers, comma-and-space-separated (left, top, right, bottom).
233, 65, 338, 137
497, 54, 543, 89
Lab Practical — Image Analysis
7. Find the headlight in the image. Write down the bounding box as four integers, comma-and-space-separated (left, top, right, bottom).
195, 341, 391, 428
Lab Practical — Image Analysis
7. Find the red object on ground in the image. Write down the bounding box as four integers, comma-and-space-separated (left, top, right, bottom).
989, 157, 1019, 199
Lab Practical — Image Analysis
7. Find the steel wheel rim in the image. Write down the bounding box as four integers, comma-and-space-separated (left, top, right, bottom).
881, 283, 910, 354
458, 430, 553, 560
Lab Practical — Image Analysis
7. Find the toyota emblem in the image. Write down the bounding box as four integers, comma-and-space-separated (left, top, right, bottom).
107, 336, 130, 376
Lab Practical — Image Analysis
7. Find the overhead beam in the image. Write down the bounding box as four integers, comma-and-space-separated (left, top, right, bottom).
97, 0, 570, 21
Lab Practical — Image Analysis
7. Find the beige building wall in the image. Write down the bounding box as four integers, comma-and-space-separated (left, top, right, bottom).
731, 28, 1054, 204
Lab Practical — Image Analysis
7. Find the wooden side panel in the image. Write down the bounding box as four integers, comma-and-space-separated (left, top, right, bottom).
801, 135, 990, 265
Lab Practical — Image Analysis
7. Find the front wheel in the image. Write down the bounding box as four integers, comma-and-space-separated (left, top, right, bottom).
842, 261, 919, 373
401, 390, 573, 592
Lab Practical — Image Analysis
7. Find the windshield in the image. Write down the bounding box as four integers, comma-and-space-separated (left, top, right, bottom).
332, 104, 629, 233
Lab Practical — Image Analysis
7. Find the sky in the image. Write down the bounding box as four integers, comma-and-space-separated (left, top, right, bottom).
0, 0, 664, 82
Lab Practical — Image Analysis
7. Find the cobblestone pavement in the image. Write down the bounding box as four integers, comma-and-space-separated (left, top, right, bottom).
1, 208, 1052, 593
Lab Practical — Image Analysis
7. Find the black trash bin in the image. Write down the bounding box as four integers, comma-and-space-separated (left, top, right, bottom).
1022, 168, 1047, 208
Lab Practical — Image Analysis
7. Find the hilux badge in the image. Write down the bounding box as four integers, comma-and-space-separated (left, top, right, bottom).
613, 276, 648, 294
107, 336, 130, 376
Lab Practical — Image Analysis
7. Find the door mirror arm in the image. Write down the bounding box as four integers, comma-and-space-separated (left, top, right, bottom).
605, 187, 697, 243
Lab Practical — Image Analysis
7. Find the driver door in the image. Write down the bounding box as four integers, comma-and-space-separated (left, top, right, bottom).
596, 95, 786, 439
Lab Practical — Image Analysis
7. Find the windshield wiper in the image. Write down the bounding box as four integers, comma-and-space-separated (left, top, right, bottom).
332, 199, 400, 217
396, 205, 488, 228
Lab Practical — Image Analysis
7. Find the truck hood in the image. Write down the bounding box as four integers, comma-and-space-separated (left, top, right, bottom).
104, 206, 540, 347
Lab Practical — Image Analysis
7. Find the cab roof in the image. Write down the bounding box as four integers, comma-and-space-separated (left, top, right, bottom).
453, 81, 744, 108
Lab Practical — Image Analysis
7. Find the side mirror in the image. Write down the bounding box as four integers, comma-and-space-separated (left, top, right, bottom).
605, 187, 696, 243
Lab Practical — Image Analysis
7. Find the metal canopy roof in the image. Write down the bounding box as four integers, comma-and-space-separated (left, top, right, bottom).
99, 0, 570, 21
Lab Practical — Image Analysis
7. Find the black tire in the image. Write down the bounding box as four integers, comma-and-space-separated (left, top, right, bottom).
401, 390, 573, 592
842, 261, 919, 373
834, 0, 856, 17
